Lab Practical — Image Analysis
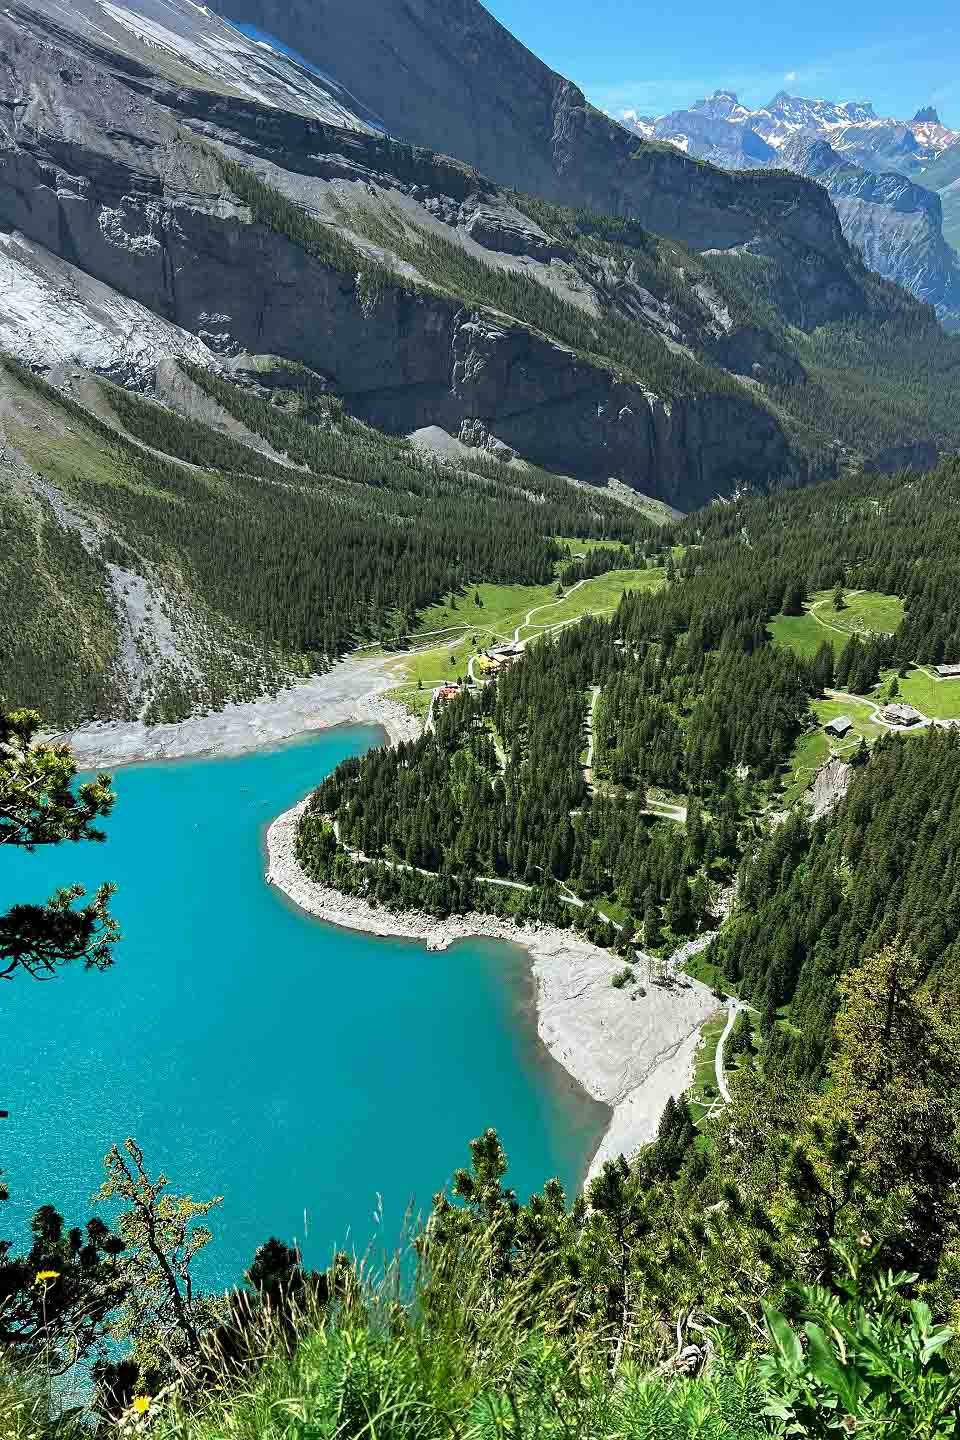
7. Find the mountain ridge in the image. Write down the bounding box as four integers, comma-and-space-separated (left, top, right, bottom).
616, 88, 960, 326
3, 0, 960, 725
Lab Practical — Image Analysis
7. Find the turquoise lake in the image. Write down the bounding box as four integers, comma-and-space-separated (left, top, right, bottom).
0, 726, 606, 1288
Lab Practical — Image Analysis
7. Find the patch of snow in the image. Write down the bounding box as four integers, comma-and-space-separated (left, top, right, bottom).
98, 204, 162, 253
0, 229, 215, 375
90, 0, 384, 131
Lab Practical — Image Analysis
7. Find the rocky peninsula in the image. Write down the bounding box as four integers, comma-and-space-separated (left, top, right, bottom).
266, 796, 718, 1181
54, 642, 719, 1182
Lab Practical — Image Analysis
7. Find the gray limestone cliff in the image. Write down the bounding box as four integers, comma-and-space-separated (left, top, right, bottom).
0, 0, 800, 508
0, 0, 941, 506
779, 136, 960, 325
211, 0, 854, 270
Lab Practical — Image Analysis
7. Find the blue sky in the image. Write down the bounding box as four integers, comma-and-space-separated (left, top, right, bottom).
483, 0, 959, 126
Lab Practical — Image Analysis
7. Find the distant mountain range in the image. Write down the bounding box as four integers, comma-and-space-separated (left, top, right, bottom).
617, 92, 960, 327
619, 91, 959, 172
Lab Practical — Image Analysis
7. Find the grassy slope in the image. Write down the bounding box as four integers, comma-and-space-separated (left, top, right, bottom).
2, 358, 654, 723
768, 589, 905, 659
4, 410, 302, 722
387, 566, 664, 714
0, 481, 122, 722
768, 586, 960, 798
891, 667, 960, 720
770, 591, 911, 803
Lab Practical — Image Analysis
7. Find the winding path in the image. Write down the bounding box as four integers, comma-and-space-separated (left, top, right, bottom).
714, 1001, 739, 1104
808, 590, 864, 637
645, 798, 687, 822
512, 579, 589, 643
583, 685, 601, 785
330, 818, 622, 928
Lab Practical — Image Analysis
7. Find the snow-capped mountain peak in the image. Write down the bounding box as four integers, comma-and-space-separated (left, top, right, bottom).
692, 90, 753, 122
614, 87, 957, 171
762, 91, 877, 129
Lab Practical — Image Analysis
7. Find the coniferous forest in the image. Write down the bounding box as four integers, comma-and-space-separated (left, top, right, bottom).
300, 459, 960, 958
0, 356, 649, 724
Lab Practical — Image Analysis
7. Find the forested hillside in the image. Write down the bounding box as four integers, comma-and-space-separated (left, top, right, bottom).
0, 356, 647, 724
299, 459, 960, 948
716, 729, 960, 1080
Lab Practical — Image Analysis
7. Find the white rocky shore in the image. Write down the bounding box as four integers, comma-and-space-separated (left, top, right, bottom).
267, 798, 719, 1182
47, 657, 418, 769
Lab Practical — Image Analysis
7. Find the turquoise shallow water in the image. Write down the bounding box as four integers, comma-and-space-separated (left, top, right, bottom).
0, 726, 606, 1288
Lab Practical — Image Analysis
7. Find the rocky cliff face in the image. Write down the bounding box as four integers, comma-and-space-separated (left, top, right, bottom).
209, 0, 855, 266
0, 0, 800, 507
778, 136, 960, 321
923, 144, 960, 253
0, 0, 951, 511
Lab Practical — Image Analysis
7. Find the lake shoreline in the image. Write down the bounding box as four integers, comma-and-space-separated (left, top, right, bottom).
45, 657, 418, 771
266, 797, 717, 1183
54, 656, 717, 1188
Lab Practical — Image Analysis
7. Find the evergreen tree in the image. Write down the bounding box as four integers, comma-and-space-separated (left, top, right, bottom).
0, 710, 118, 984
812, 640, 835, 695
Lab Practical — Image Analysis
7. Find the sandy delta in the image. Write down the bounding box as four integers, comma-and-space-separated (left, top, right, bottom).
54, 654, 719, 1182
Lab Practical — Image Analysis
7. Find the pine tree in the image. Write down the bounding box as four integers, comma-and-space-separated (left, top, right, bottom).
643, 886, 663, 950
781, 579, 805, 616
1, 709, 118, 985
812, 639, 835, 695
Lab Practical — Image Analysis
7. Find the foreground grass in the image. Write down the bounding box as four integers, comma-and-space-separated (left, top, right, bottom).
143, 1328, 770, 1440
134, 1236, 773, 1440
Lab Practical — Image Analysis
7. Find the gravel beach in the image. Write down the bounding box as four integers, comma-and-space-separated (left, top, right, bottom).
266, 797, 718, 1182
46, 657, 417, 769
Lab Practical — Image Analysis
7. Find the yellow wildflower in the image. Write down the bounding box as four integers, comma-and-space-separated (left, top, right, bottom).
34, 1269, 60, 1284
132, 1396, 151, 1416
